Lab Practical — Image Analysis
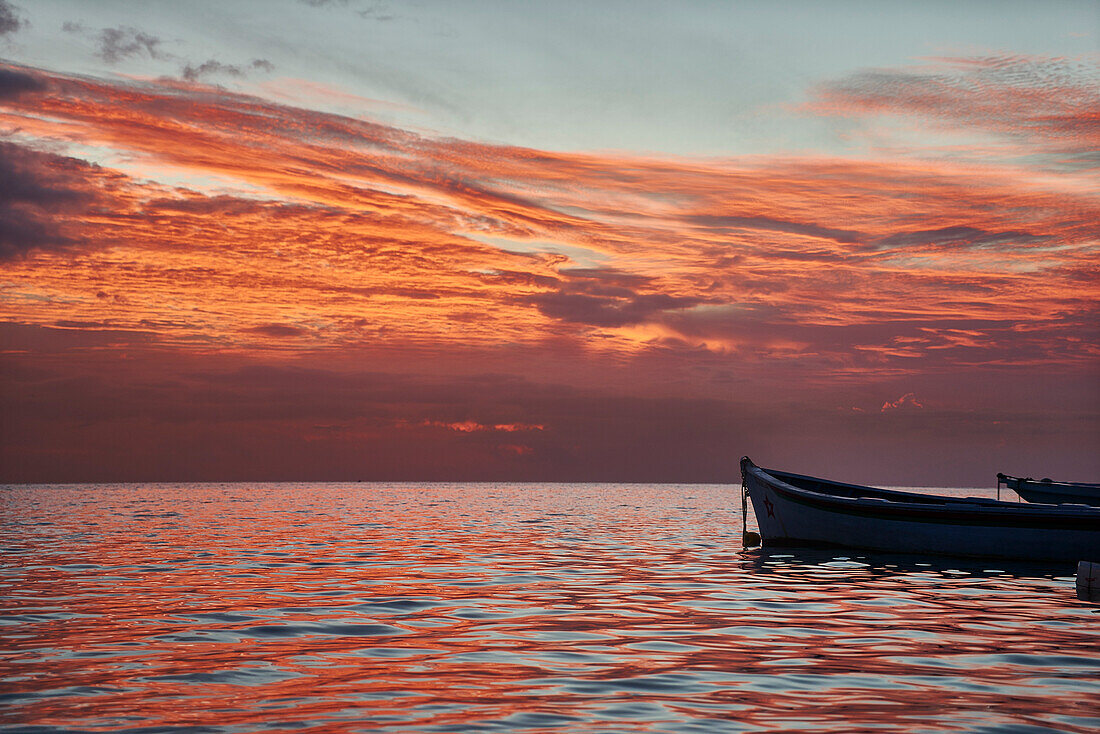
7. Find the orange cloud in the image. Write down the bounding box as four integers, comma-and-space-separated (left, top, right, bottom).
881, 393, 924, 412
1, 59, 1096, 383
0, 59, 1097, 484
423, 421, 544, 433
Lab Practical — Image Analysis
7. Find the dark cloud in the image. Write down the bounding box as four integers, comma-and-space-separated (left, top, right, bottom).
0, 67, 44, 98
559, 268, 653, 289
654, 301, 1100, 372
0, 322, 156, 352
0, 0, 23, 37
181, 60, 233, 81
530, 291, 703, 327
181, 58, 275, 82
94, 26, 164, 64
144, 194, 281, 216
759, 248, 848, 263
689, 214, 864, 244
527, 269, 703, 327
0, 142, 102, 258
358, 2, 395, 21
477, 269, 561, 289
245, 324, 307, 338
294, 0, 396, 23
874, 226, 1049, 251
296, 0, 393, 18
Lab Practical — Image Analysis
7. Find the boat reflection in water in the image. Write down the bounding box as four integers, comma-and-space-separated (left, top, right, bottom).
2, 480, 1097, 733
742, 457, 1100, 563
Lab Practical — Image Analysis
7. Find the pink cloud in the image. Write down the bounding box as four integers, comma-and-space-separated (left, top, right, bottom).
806, 54, 1100, 168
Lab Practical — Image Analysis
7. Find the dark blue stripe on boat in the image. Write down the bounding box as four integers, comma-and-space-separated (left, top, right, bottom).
764, 472, 1098, 531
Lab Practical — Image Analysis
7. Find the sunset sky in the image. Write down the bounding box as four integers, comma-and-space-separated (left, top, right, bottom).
1, 0, 1097, 485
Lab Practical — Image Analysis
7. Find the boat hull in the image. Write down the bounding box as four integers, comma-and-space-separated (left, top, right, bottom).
743, 461, 1100, 562
998, 474, 1100, 507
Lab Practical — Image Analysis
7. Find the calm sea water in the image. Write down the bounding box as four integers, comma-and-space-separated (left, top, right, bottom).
2, 482, 1097, 733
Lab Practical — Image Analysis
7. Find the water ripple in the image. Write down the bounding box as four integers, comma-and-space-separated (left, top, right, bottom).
2, 482, 1097, 732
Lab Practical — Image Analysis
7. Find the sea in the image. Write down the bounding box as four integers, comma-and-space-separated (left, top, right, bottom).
1, 481, 1097, 733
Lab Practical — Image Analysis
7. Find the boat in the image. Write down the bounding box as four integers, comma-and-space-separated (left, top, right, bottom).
740, 457, 1100, 562
997, 473, 1100, 507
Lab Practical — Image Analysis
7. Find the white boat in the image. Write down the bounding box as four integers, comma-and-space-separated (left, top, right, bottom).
741, 457, 1100, 562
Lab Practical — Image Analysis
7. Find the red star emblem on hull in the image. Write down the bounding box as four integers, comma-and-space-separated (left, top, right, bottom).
763, 495, 775, 518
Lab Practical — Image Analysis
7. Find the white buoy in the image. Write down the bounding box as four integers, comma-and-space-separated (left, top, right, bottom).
1076, 561, 1100, 601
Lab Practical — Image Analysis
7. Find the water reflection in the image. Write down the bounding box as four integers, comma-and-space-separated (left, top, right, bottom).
2, 482, 1097, 732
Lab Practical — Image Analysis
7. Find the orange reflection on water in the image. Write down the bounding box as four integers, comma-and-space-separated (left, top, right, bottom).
2, 482, 1097, 732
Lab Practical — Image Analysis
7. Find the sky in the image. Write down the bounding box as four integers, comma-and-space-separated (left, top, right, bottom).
1, 0, 1097, 486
